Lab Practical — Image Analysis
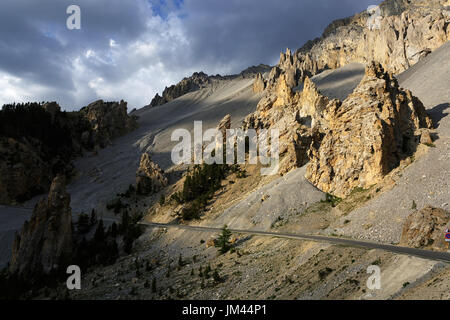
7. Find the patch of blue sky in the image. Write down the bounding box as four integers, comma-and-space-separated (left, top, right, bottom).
148, 0, 185, 19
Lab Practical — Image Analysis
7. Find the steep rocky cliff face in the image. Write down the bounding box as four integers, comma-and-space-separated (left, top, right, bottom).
305, 62, 433, 197
243, 74, 322, 175
0, 101, 138, 205
400, 206, 450, 252
265, 0, 449, 92
136, 153, 168, 195
9, 176, 73, 277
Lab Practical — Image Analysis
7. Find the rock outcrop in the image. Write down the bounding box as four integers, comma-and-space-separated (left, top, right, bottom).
217, 114, 231, 138
242, 0, 443, 192
252, 73, 266, 93
266, 0, 450, 93
400, 206, 450, 252
9, 176, 73, 277
149, 72, 211, 107
243, 74, 314, 174
136, 153, 168, 195
305, 62, 433, 197
244, 60, 433, 191
80, 100, 138, 148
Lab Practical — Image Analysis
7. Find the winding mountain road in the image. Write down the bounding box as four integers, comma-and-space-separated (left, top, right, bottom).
138, 221, 450, 263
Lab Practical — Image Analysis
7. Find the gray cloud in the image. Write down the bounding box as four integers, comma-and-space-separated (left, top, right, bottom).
0, 0, 381, 110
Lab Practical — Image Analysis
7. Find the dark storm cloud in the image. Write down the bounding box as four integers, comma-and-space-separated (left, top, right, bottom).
179, 0, 382, 73
0, 0, 382, 109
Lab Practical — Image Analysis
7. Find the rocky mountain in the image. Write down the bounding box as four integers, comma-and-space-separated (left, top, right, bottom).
261, 0, 450, 93
306, 62, 433, 197
149, 72, 211, 107
244, 0, 447, 195
244, 59, 434, 197
9, 176, 72, 277
1, 0, 449, 301
149, 64, 271, 107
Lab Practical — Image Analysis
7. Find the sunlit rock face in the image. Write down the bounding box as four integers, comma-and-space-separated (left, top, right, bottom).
305, 62, 433, 198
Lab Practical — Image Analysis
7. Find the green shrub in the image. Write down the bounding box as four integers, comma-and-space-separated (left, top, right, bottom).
321, 193, 342, 207
318, 267, 333, 280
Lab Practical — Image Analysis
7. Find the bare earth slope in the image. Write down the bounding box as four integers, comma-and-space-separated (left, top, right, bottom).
67, 77, 261, 215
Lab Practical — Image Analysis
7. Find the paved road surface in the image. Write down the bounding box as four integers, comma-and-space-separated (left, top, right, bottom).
138, 221, 450, 263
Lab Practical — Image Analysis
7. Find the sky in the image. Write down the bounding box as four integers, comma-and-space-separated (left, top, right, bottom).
0, 0, 382, 111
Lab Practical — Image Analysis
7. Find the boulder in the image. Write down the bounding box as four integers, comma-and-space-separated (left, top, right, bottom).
400, 206, 450, 252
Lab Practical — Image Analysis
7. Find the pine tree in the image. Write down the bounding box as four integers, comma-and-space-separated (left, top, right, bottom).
215, 225, 232, 254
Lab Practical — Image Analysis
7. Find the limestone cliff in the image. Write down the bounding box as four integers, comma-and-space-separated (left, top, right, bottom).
243, 61, 433, 195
